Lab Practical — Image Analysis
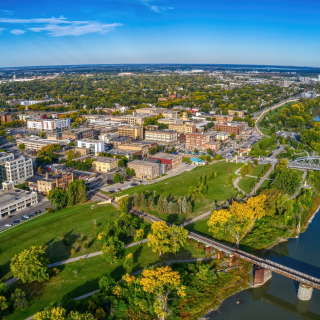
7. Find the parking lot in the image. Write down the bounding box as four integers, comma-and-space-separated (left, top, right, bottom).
0, 196, 51, 231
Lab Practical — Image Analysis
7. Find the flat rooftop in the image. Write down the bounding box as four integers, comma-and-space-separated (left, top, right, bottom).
149, 152, 182, 160
129, 160, 160, 168
0, 189, 35, 207
78, 139, 104, 144
94, 156, 118, 163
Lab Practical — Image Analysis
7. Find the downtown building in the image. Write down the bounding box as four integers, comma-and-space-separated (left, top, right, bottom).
27, 118, 71, 132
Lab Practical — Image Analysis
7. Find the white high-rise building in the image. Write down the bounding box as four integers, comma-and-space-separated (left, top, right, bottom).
27, 119, 71, 132
5, 156, 34, 185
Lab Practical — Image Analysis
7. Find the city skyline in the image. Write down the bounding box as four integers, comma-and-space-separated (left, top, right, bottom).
1, 0, 320, 67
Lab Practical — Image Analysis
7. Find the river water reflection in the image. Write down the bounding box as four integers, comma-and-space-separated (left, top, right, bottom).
207, 210, 320, 319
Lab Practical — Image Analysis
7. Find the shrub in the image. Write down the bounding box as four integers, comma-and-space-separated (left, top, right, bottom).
52, 267, 60, 275
47, 207, 55, 213
71, 248, 76, 255
84, 242, 89, 249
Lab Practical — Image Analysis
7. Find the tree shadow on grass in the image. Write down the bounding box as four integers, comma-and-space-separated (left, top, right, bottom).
110, 265, 126, 280
133, 245, 143, 263
60, 278, 100, 302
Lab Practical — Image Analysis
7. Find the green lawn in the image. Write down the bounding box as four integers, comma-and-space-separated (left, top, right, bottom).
114, 161, 242, 223
6, 242, 207, 320
260, 128, 272, 136
0, 203, 150, 283
238, 177, 257, 194
250, 164, 266, 177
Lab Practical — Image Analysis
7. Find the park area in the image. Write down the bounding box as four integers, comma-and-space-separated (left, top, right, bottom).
115, 161, 243, 224
0, 203, 208, 320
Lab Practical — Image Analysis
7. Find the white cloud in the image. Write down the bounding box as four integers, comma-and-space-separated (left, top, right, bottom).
149, 5, 173, 12
1, 10, 14, 15
138, 0, 173, 12
0, 16, 123, 36
10, 29, 25, 35
29, 22, 123, 36
0, 16, 68, 24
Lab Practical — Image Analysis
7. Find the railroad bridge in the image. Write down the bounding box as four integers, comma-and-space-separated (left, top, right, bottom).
132, 209, 319, 302
288, 156, 320, 171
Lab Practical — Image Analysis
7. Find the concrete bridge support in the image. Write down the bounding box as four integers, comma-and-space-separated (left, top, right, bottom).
297, 283, 313, 301
229, 255, 237, 267
254, 267, 272, 286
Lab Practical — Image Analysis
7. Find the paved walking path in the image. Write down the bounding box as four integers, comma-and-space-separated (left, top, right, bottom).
181, 210, 210, 226
249, 165, 274, 196
5, 239, 150, 286
233, 176, 246, 194
289, 170, 308, 200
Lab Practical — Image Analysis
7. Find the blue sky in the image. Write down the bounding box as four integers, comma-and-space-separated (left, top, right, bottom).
0, 0, 319, 67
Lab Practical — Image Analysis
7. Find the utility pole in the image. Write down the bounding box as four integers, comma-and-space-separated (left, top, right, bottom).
94, 219, 96, 237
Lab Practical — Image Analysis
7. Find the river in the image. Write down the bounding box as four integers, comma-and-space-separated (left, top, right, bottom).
207, 209, 320, 319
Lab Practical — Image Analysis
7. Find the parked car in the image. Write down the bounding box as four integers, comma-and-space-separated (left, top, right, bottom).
29, 213, 36, 217
109, 190, 115, 193
20, 217, 27, 220
132, 183, 138, 186
13, 220, 20, 224
117, 188, 121, 191
127, 185, 132, 188
5, 223, 13, 227
24, 215, 30, 219
120, 182, 124, 184
7, 215, 14, 219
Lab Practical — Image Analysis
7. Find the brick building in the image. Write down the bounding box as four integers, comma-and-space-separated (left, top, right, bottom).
149, 152, 183, 170
127, 160, 160, 179
168, 123, 196, 134
62, 128, 94, 140
185, 132, 214, 152
0, 112, 13, 123
32, 172, 74, 194
118, 125, 143, 140
228, 110, 246, 118
145, 130, 177, 146
214, 122, 245, 135
91, 157, 118, 173
215, 115, 235, 123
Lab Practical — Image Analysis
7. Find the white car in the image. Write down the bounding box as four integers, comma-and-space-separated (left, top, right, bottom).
5, 223, 13, 227
127, 185, 132, 188
24, 215, 30, 219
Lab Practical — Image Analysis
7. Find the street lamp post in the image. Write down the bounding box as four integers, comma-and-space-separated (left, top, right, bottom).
94, 219, 96, 237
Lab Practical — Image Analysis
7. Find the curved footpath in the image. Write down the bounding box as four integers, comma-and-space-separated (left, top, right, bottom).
255, 96, 299, 137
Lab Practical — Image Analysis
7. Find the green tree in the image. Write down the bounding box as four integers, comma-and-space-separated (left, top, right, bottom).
134, 228, 144, 244
11, 288, 28, 310
66, 150, 75, 161
10, 246, 49, 284
40, 132, 46, 138
48, 186, 68, 209
123, 253, 134, 269
101, 236, 124, 264
168, 224, 188, 256
18, 143, 25, 151
113, 172, 121, 183
118, 159, 125, 167
118, 196, 129, 215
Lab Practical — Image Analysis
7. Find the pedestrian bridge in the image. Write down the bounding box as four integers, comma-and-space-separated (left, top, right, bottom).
131, 209, 320, 301
288, 156, 320, 171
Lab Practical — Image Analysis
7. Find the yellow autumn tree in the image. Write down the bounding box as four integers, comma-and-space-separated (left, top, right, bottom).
207, 194, 266, 247
33, 306, 67, 320
140, 266, 185, 320
147, 221, 170, 256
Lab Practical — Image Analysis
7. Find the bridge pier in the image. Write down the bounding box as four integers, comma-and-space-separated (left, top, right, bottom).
297, 283, 313, 301
229, 255, 237, 267
218, 251, 225, 259
253, 267, 272, 286
205, 246, 215, 254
